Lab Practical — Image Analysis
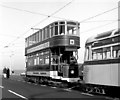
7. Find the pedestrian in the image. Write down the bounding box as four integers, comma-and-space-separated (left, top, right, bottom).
3, 67, 7, 78
6, 68, 10, 79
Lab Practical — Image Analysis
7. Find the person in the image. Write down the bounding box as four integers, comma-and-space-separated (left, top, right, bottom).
70, 55, 77, 64
3, 67, 7, 78
6, 68, 10, 79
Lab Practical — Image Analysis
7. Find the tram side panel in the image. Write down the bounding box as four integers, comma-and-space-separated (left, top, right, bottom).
83, 63, 119, 86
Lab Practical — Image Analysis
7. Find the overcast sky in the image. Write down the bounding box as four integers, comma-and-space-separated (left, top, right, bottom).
0, 0, 119, 70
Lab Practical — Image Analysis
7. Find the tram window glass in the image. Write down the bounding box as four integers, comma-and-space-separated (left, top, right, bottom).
67, 22, 76, 25
34, 58, 37, 65
33, 34, 35, 44
46, 26, 50, 38
43, 28, 45, 40
113, 45, 120, 58
59, 25, 65, 35
92, 52, 97, 60
29, 36, 32, 46
103, 47, 111, 59
41, 30, 43, 41
51, 54, 58, 65
36, 32, 39, 43
45, 55, 49, 64
51, 24, 54, 37
67, 25, 77, 35
39, 52, 43, 64
60, 22, 65, 24
55, 25, 58, 35
25, 38, 27, 47
92, 49, 102, 60
85, 47, 89, 61
39, 31, 41, 42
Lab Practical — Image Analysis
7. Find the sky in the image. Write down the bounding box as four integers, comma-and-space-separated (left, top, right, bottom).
0, 0, 119, 70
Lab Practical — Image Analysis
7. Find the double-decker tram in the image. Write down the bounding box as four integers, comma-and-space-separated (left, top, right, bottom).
83, 29, 120, 97
25, 20, 80, 86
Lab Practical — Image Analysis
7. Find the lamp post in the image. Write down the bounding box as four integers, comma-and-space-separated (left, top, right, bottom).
9, 52, 14, 75
4, 45, 14, 75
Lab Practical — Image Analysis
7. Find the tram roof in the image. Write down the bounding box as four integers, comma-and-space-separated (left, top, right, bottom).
85, 28, 120, 44
25, 20, 80, 39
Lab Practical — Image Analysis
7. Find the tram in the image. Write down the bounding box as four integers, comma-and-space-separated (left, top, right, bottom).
83, 28, 120, 97
25, 20, 80, 85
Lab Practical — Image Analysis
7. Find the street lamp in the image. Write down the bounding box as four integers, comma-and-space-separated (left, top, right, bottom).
4, 45, 14, 75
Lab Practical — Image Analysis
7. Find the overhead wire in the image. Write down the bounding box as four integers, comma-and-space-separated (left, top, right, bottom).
1, 1, 119, 47
80, 21, 118, 34
2, 0, 74, 47
80, 5, 120, 23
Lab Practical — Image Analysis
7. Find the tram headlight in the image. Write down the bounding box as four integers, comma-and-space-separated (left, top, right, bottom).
71, 70, 74, 74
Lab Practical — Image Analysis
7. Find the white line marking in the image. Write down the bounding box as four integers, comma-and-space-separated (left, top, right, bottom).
51, 87, 57, 89
0, 86, 4, 89
63, 88, 72, 92
81, 92, 94, 96
8, 90, 28, 100
41, 85, 46, 87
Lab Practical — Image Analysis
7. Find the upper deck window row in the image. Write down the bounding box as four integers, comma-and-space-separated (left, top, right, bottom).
25, 21, 80, 47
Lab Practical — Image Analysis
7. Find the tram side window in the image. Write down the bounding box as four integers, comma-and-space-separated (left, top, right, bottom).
85, 47, 89, 61
39, 52, 43, 65
43, 28, 45, 40
92, 49, 102, 60
67, 22, 77, 35
59, 25, 65, 35
113, 45, 120, 58
103, 47, 111, 59
51, 54, 58, 65
55, 25, 58, 35
51, 24, 54, 37
44, 52, 49, 64
46, 26, 50, 38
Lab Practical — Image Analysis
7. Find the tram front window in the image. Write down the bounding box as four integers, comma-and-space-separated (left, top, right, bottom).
67, 21, 79, 36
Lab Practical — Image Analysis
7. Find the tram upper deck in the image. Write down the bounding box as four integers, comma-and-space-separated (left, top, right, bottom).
25, 20, 80, 55
25, 20, 80, 48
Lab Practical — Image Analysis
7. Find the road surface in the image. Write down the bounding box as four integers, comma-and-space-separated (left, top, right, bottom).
0, 75, 114, 100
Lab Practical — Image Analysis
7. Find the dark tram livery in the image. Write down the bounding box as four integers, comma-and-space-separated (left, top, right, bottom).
25, 20, 80, 84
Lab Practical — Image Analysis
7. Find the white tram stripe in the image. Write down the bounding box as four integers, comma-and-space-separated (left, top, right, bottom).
8, 90, 28, 100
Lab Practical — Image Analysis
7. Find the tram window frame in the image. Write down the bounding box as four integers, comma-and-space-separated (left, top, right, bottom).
59, 25, 65, 35
51, 54, 58, 65
43, 28, 45, 40
55, 25, 58, 35
112, 45, 120, 58
46, 26, 50, 39
67, 25, 78, 36
44, 51, 49, 64
92, 48, 103, 60
36, 32, 39, 43
84, 47, 89, 61
50, 24, 54, 37
39, 30, 41, 42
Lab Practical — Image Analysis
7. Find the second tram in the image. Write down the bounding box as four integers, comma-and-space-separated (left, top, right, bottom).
25, 20, 80, 85
83, 29, 120, 97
